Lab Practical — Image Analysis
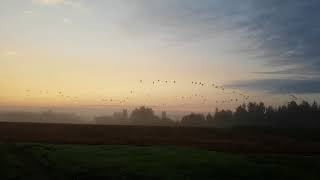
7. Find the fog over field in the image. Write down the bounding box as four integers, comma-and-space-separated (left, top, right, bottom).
1, 1, 320, 179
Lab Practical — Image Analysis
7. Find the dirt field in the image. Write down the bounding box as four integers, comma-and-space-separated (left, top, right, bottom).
0, 122, 319, 153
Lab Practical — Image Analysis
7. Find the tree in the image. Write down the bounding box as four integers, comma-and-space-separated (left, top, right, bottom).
206, 113, 214, 125
130, 106, 158, 125
181, 113, 206, 127
214, 109, 233, 121
311, 101, 318, 111
234, 104, 247, 121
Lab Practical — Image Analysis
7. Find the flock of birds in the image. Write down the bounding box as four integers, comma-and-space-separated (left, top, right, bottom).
103, 79, 251, 106
24, 79, 305, 109
24, 79, 254, 109
25, 89, 79, 102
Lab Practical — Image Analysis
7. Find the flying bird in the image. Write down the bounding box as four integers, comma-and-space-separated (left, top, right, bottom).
290, 94, 298, 100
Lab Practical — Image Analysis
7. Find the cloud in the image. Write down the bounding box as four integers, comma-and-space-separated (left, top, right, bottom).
244, 1, 320, 76
33, 0, 65, 5
24, 1, 320, 94
116, 0, 320, 94
109, 1, 243, 42
111, 0, 320, 77
218, 1, 320, 94
32, 0, 88, 12
227, 78, 320, 94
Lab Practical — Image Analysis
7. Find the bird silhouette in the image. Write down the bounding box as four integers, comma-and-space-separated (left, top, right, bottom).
290, 94, 298, 100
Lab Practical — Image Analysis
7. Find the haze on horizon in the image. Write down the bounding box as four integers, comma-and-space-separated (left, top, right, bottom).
1, 0, 320, 114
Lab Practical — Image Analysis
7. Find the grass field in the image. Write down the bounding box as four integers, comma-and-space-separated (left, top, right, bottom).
0, 142, 319, 180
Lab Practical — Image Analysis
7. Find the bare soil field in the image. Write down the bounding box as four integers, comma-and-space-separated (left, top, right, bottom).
0, 122, 319, 153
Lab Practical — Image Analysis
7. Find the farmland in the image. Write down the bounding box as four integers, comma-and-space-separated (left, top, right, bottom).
0, 122, 320, 153
1, 122, 320, 179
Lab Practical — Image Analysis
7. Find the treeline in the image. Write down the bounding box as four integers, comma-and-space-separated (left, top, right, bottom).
98, 101, 320, 128
96, 107, 174, 126
182, 101, 320, 128
5, 101, 317, 128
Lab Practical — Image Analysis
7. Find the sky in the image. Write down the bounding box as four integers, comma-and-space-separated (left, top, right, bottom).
1, 0, 320, 114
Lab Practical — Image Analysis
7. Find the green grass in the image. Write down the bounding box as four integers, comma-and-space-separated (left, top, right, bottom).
0, 142, 319, 180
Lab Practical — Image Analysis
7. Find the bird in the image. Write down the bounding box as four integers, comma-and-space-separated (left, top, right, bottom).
290, 94, 298, 100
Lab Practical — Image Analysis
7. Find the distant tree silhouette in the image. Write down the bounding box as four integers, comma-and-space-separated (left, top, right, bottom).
234, 104, 247, 121
265, 105, 275, 122
214, 108, 232, 121
129, 106, 175, 126
311, 101, 318, 111
181, 113, 206, 127
130, 106, 159, 125
206, 113, 214, 125
210, 100, 320, 128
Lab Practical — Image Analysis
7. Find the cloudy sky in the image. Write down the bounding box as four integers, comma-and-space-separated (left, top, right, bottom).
0, 0, 320, 112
